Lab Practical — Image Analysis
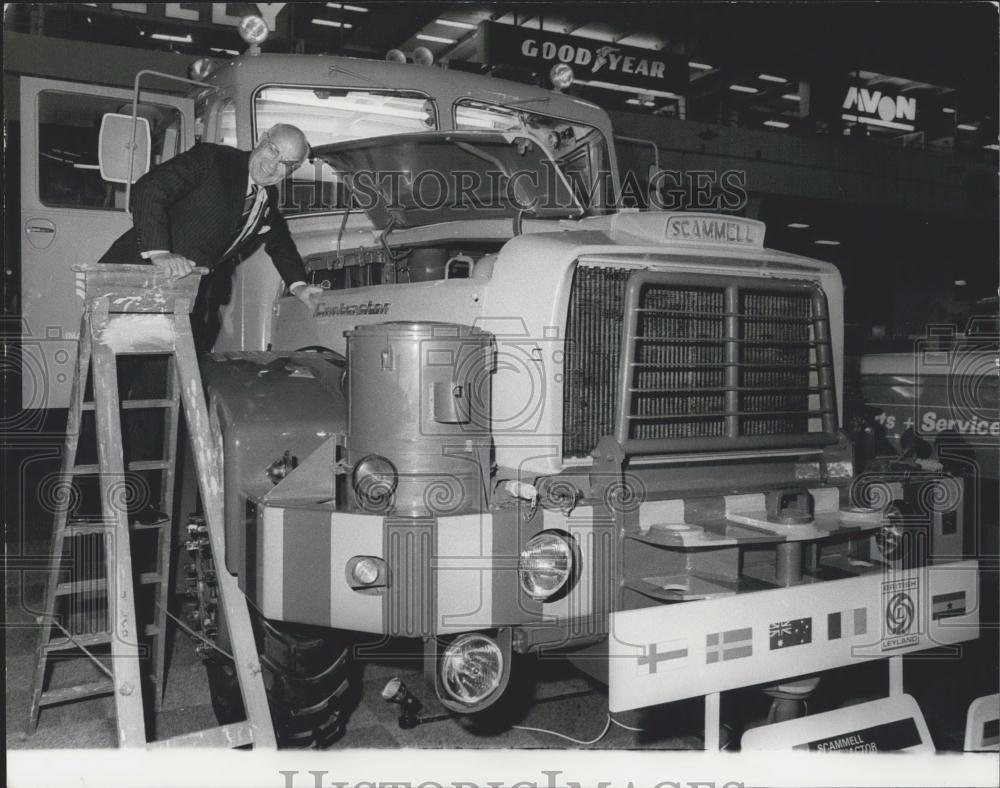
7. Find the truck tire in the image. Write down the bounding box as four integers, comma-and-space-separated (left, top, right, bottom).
205, 605, 359, 749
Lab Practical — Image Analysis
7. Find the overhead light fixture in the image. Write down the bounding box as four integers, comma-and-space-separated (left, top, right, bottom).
984, 143, 1000, 151
787, 222, 810, 229
312, 18, 352, 28
956, 123, 978, 131
841, 113, 914, 132
151, 32, 192, 43
211, 47, 240, 56
573, 79, 679, 100
782, 93, 801, 102
815, 239, 840, 246
942, 107, 956, 114
729, 84, 758, 94
689, 61, 713, 70
436, 18, 476, 30
327, 2, 367, 10
416, 33, 456, 44
759, 73, 787, 83
763, 119, 790, 129
954, 280, 968, 287
626, 98, 641, 105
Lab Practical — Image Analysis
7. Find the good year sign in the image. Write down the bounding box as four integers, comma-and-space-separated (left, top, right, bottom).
484, 21, 688, 93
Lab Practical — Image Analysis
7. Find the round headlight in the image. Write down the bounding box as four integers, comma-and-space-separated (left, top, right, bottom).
518, 531, 574, 601
351, 557, 380, 586
440, 634, 504, 705
550, 63, 575, 90
352, 454, 397, 512
238, 15, 269, 45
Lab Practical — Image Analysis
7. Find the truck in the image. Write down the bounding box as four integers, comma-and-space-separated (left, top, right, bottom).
18, 15, 980, 749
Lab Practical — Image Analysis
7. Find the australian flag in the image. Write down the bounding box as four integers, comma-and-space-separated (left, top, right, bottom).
769, 617, 812, 649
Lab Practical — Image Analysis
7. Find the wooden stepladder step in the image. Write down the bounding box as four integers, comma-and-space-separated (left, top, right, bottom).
27, 263, 276, 749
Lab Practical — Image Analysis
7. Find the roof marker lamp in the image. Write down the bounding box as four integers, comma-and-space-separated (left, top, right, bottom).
550, 63, 575, 91
518, 530, 576, 601
189, 57, 216, 80
412, 46, 435, 66
440, 634, 504, 705
238, 15, 269, 54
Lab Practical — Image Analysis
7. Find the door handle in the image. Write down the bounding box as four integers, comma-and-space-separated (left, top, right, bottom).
25, 218, 56, 249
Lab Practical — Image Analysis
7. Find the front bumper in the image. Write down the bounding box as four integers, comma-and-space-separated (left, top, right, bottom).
608, 558, 979, 712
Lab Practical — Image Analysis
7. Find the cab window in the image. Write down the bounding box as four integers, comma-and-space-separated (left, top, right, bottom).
253, 86, 437, 216
453, 99, 613, 213
37, 90, 182, 210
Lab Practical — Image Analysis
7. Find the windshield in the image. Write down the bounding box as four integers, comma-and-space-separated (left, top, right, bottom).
454, 99, 613, 213
313, 130, 585, 229
253, 85, 437, 216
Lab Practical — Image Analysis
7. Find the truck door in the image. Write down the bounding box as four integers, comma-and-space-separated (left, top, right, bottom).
19, 77, 194, 409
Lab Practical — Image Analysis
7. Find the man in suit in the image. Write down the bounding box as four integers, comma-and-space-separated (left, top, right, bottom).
99, 123, 322, 312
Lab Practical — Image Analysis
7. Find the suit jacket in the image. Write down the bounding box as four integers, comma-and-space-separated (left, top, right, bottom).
99, 143, 307, 286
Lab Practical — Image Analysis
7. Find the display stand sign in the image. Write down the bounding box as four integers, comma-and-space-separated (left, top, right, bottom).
741, 694, 934, 751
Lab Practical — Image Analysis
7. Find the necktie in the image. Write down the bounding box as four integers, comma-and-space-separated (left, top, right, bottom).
242, 186, 259, 220
225, 186, 263, 258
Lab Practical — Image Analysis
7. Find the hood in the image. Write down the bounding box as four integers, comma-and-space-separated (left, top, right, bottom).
311, 130, 585, 229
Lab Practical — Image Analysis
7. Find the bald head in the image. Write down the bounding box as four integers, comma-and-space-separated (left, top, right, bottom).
249, 123, 310, 186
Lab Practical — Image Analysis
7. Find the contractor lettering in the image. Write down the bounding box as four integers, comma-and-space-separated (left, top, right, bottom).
314, 301, 391, 318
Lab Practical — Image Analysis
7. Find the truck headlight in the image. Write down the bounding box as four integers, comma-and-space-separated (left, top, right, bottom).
518, 531, 575, 601
347, 555, 387, 588
352, 454, 397, 512
440, 634, 504, 705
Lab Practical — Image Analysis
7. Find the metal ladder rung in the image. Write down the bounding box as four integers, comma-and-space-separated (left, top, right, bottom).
44, 632, 113, 653
81, 398, 176, 412
148, 721, 254, 749
131, 518, 169, 531
65, 519, 168, 536
55, 579, 108, 596
55, 572, 162, 596
128, 460, 171, 472
64, 523, 110, 537
39, 679, 115, 707
70, 460, 170, 475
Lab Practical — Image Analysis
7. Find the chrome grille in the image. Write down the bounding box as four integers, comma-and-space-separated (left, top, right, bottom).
562, 266, 836, 458
562, 266, 629, 457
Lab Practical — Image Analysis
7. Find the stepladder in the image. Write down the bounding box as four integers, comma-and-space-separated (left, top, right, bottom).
27, 263, 276, 749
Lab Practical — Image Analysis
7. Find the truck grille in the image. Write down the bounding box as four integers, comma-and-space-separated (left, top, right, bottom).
563, 266, 630, 456
563, 265, 836, 457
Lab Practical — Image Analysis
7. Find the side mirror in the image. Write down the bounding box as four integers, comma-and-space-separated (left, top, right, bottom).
98, 113, 151, 184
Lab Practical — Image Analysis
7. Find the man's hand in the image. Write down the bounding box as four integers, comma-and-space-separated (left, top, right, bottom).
148, 252, 196, 279
290, 283, 324, 308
